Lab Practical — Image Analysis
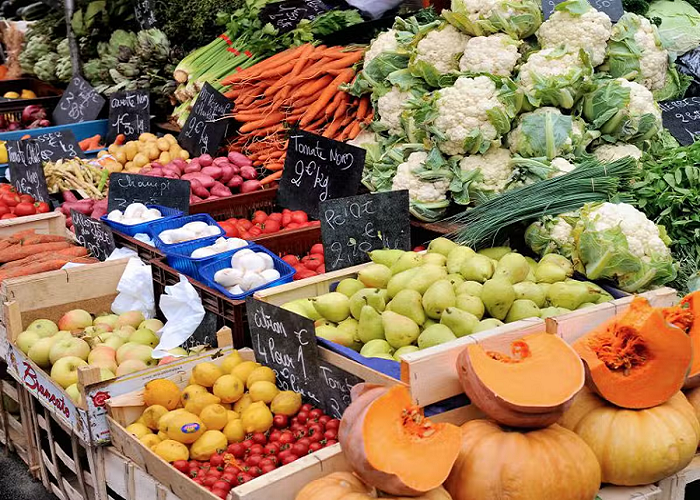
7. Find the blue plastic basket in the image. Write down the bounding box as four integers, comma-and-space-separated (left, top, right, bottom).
150, 214, 224, 251
100, 205, 182, 237
199, 244, 295, 300
164, 237, 251, 281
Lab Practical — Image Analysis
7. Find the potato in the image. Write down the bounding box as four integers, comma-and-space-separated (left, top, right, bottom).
108, 144, 119, 155
105, 160, 123, 173
139, 133, 157, 142
156, 138, 170, 152
146, 144, 160, 161
164, 134, 177, 146
159, 151, 172, 164
169, 143, 181, 155
125, 161, 134, 171
179, 149, 190, 160
115, 151, 127, 165
125, 142, 138, 161
97, 150, 109, 158
133, 153, 149, 169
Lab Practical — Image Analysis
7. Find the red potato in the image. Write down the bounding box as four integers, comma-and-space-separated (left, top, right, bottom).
182, 173, 216, 188
228, 151, 253, 167
62, 191, 78, 203
220, 165, 235, 184
210, 182, 232, 198
163, 167, 181, 177
171, 158, 187, 170
190, 178, 210, 199
150, 162, 164, 170
190, 194, 202, 204
150, 168, 164, 176
92, 208, 107, 219
241, 180, 262, 193
199, 154, 213, 167
62, 200, 95, 216
212, 157, 230, 168
164, 173, 179, 179
227, 175, 243, 189
240, 166, 257, 181
184, 163, 201, 174
201, 166, 223, 179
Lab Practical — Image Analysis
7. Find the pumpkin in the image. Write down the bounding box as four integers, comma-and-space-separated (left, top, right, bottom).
560, 387, 700, 485
573, 296, 691, 409
666, 291, 700, 389
685, 386, 700, 441
444, 420, 600, 500
456, 332, 584, 428
294, 472, 453, 500
338, 384, 461, 496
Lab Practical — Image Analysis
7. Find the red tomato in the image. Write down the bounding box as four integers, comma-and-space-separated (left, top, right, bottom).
242, 439, 254, 449
285, 222, 301, 230
279, 432, 294, 445
267, 212, 282, 222
309, 409, 324, 419
281, 212, 292, 227
301, 404, 313, 413
1, 193, 20, 207
245, 454, 262, 467
252, 211, 268, 225
0, 184, 14, 193
324, 429, 337, 441
308, 220, 321, 227
259, 457, 275, 469
237, 219, 253, 231
269, 429, 282, 442
210, 454, 225, 468
207, 469, 222, 479
325, 439, 338, 447
309, 244, 324, 255
221, 472, 237, 483
0, 206, 10, 218
173, 460, 189, 473
249, 226, 262, 237
236, 472, 253, 485
212, 480, 231, 492
219, 221, 240, 238
248, 466, 263, 478
293, 428, 307, 440
291, 211, 308, 224
264, 442, 280, 456
223, 465, 238, 475
227, 443, 246, 458
309, 442, 323, 453
240, 231, 252, 240
261, 463, 276, 475
249, 444, 265, 456
307, 424, 324, 442
281, 255, 299, 266
281, 453, 299, 465
14, 202, 36, 217
18, 194, 34, 203
272, 414, 288, 429
203, 476, 218, 487
34, 201, 50, 213
303, 256, 323, 271
251, 432, 267, 445
325, 418, 340, 431
192, 477, 204, 485
211, 488, 228, 499
261, 219, 281, 234
315, 264, 325, 274
1, 213, 17, 219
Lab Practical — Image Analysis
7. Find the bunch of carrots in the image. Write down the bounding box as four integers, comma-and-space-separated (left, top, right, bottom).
0, 229, 98, 281
222, 44, 373, 186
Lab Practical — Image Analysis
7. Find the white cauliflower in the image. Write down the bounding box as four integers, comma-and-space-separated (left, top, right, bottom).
444, 0, 542, 39
392, 152, 450, 203
364, 29, 399, 68
459, 147, 513, 194
551, 157, 576, 175
619, 78, 661, 121
536, 0, 612, 66
508, 107, 588, 159
592, 143, 643, 163
415, 24, 470, 74
347, 129, 379, 150
459, 34, 521, 76
549, 217, 575, 247
377, 87, 411, 136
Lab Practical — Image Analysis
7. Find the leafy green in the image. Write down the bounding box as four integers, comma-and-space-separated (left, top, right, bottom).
348, 53, 410, 97
443, 0, 542, 39
509, 108, 596, 159
653, 65, 693, 101
647, 0, 700, 56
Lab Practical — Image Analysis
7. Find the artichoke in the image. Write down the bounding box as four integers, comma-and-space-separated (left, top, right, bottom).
20, 35, 52, 74
57, 38, 70, 59
56, 56, 72, 82
116, 59, 140, 78
109, 30, 137, 60
34, 53, 60, 82
136, 29, 171, 62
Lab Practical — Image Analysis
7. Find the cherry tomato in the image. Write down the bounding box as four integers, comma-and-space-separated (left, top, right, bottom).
248, 466, 263, 478
210, 454, 225, 468
278, 450, 292, 462
18, 194, 34, 204
324, 429, 337, 441
34, 201, 50, 213
207, 469, 222, 479
281, 453, 299, 465
301, 404, 313, 413
242, 439, 254, 450
192, 477, 205, 485
279, 431, 294, 445
249, 444, 265, 456
325, 419, 340, 431
228, 443, 246, 458
1, 213, 17, 219
325, 439, 338, 447
307, 424, 324, 442
173, 460, 189, 473
203, 476, 218, 487
291, 442, 308, 457
236, 473, 253, 485
246, 454, 263, 467
309, 409, 324, 420
261, 463, 277, 474
224, 464, 239, 475
221, 472, 237, 483
212, 480, 231, 492
309, 442, 323, 453
263, 442, 280, 456
296, 411, 308, 424
259, 457, 275, 469
269, 429, 282, 442
251, 432, 267, 445
189, 465, 200, 477
211, 488, 228, 499
293, 428, 307, 439
1, 193, 19, 207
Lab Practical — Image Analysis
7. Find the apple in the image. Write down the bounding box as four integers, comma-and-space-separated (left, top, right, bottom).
65, 383, 82, 404
115, 359, 148, 377
113, 326, 135, 339
116, 342, 155, 366
93, 314, 118, 329
169, 347, 188, 356
139, 319, 164, 332
88, 346, 117, 373
100, 368, 115, 381
50, 356, 88, 389
129, 328, 159, 348
26, 319, 58, 338
16, 330, 40, 354
49, 337, 90, 364
58, 310, 92, 332
102, 335, 126, 350
27, 336, 59, 368
83, 325, 112, 337
54, 331, 74, 341
115, 311, 145, 330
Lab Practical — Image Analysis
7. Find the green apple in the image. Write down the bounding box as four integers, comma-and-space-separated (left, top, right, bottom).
27, 336, 59, 368
26, 319, 58, 338
139, 319, 164, 332
51, 356, 88, 389
65, 383, 82, 403
49, 337, 90, 364
16, 330, 40, 354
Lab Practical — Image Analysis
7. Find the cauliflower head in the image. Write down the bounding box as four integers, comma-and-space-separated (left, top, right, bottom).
377, 87, 412, 136
364, 30, 400, 69
347, 130, 379, 150
459, 147, 513, 196
392, 152, 451, 203
604, 13, 669, 91
592, 143, 643, 163
432, 75, 519, 156
551, 157, 576, 175
525, 215, 576, 258
459, 34, 521, 76
415, 24, 470, 74
443, 0, 543, 39
536, 0, 612, 67
508, 107, 591, 159
518, 45, 593, 109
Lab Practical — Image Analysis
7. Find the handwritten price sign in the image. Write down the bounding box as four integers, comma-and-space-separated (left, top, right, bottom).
53, 76, 105, 125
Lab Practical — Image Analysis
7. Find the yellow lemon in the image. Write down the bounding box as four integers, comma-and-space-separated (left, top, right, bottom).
246, 366, 276, 387
232, 361, 260, 388
221, 351, 243, 373
184, 393, 221, 415
190, 430, 228, 460
143, 379, 180, 410
212, 374, 245, 403
140, 434, 161, 448
180, 384, 209, 407
233, 393, 253, 413
141, 405, 169, 430
165, 411, 205, 444
223, 419, 245, 443
241, 401, 273, 433
200, 404, 228, 431
154, 440, 189, 462
125, 422, 151, 438
191, 363, 224, 387
226, 410, 240, 422
248, 381, 279, 404
270, 391, 302, 416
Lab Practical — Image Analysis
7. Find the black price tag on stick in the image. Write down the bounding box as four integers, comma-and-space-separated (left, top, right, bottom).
542, 0, 622, 20
6, 140, 51, 202
318, 360, 363, 419
71, 210, 116, 262
178, 83, 232, 157
320, 191, 411, 272
277, 130, 365, 219
53, 76, 106, 125
107, 173, 191, 213
108, 90, 150, 143
246, 298, 326, 409
660, 98, 700, 145
134, 0, 158, 29
259, 0, 330, 33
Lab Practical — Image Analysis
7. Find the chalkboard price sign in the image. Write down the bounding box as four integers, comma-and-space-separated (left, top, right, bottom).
71, 210, 116, 262
6, 139, 51, 202
23, 130, 85, 163
277, 130, 365, 218
318, 360, 363, 419
53, 76, 106, 125
320, 190, 411, 272
246, 297, 325, 409
259, 0, 330, 33
108, 90, 150, 143
107, 173, 191, 213
660, 98, 700, 145
542, 0, 623, 20
134, 0, 158, 29
178, 83, 232, 157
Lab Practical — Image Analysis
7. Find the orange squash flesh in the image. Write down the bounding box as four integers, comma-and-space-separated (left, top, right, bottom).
574, 297, 692, 409
672, 291, 700, 389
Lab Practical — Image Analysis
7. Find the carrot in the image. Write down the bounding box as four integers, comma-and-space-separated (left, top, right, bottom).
21, 235, 68, 245
322, 116, 345, 139
1, 246, 88, 270
0, 260, 72, 281
325, 92, 348, 119
300, 70, 355, 127
259, 171, 283, 185
222, 46, 307, 85
238, 112, 285, 133
265, 44, 316, 97
79, 138, 91, 151
356, 96, 370, 121
0, 242, 72, 263
245, 124, 285, 137
296, 57, 333, 80
347, 121, 363, 140
264, 162, 285, 172
320, 51, 364, 72
292, 75, 334, 100
114, 134, 126, 145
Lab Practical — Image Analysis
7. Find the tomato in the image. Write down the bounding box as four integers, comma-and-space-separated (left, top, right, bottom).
281, 453, 299, 465
249, 226, 262, 237
221, 472, 237, 483
307, 423, 323, 439
278, 449, 292, 462
210, 454, 225, 468
272, 414, 288, 429
294, 267, 317, 280
261, 219, 280, 234
281, 212, 292, 227
325, 439, 338, 447
173, 460, 189, 473
309, 442, 323, 453
1, 213, 17, 219
285, 222, 301, 230
240, 231, 252, 240
252, 211, 268, 224
279, 431, 294, 445
192, 477, 204, 485
261, 463, 276, 474
207, 469, 222, 479
269, 429, 282, 442
227, 443, 246, 458
296, 411, 308, 424
325, 418, 340, 431
245, 454, 262, 467
210, 488, 228, 499
1, 193, 20, 207
223, 464, 239, 475
251, 432, 267, 445
219, 221, 240, 238
315, 264, 325, 274
291, 211, 308, 224
249, 444, 265, 456
301, 404, 313, 413
308, 220, 321, 227
309, 243, 324, 255
248, 466, 263, 478
267, 212, 282, 222
14, 202, 36, 217
34, 201, 50, 213
0, 184, 14, 193
212, 480, 231, 492
263, 442, 280, 456
0, 206, 10, 218
18, 194, 34, 204
291, 442, 308, 457
236, 472, 253, 485
242, 439, 254, 450
203, 476, 218, 487
309, 409, 324, 420
303, 256, 323, 271
324, 429, 337, 441
237, 219, 253, 231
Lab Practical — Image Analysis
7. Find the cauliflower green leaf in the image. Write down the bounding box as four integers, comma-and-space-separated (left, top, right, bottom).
443, 0, 542, 39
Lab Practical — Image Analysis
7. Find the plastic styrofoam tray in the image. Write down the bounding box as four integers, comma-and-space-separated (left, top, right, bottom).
100, 205, 182, 237
150, 214, 224, 251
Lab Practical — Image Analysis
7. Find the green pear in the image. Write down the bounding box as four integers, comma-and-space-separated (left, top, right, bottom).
390, 252, 423, 274
456, 294, 485, 319
336, 278, 366, 298
312, 292, 351, 322
524, 256, 538, 281
513, 281, 546, 307
422, 279, 456, 319
315, 319, 335, 328
422, 253, 447, 267
535, 262, 567, 283
578, 302, 596, 309
540, 307, 571, 319
406, 264, 447, 295
349, 288, 386, 319
427, 237, 458, 257
505, 299, 540, 322
456, 281, 483, 297
493, 253, 530, 284
393, 345, 420, 361
358, 264, 392, 289
539, 282, 552, 301
360, 339, 394, 358
337, 318, 363, 351
540, 253, 574, 276
417, 324, 457, 349
481, 277, 515, 320
441, 307, 479, 337
282, 298, 322, 320
382, 311, 420, 349
390, 289, 426, 326
446, 246, 476, 274
547, 281, 598, 310
387, 268, 420, 298
596, 291, 614, 304
316, 324, 356, 349
477, 246, 511, 260
423, 318, 438, 328
447, 274, 465, 288
473, 318, 504, 333
369, 249, 405, 268
358, 305, 385, 343
460, 254, 495, 283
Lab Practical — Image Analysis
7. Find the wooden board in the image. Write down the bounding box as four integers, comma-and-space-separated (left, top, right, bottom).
0, 211, 66, 238
657, 454, 700, 500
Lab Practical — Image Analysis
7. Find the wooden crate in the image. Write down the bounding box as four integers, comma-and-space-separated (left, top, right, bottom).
0, 211, 66, 238
657, 454, 700, 500
103, 447, 180, 500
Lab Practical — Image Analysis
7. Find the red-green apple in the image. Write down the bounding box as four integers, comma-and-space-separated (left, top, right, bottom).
115, 359, 148, 377
50, 356, 88, 388
16, 330, 40, 354
116, 342, 155, 366
94, 314, 118, 329
139, 319, 164, 332
27, 336, 59, 368
88, 345, 117, 373
49, 337, 90, 364
58, 310, 92, 332
102, 335, 126, 350
26, 319, 58, 338
115, 311, 145, 329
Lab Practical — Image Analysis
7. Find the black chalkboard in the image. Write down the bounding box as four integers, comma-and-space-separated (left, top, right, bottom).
134, 0, 158, 29
542, 0, 623, 21
178, 83, 232, 157
246, 297, 325, 409
259, 0, 330, 33
7, 140, 51, 203
107, 90, 150, 143
277, 130, 365, 218
660, 98, 700, 145
71, 210, 116, 261
107, 173, 190, 213
32, 130, 85, 162
53, 76, 106, 125
320, 190, 411, 272
183, 311, 219, 351
318, 360, 363, 419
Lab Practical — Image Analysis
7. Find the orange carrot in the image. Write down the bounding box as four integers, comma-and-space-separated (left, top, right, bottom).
79, 138, 91, 151
21, 234, 69, 245
265, 44, 316, 97
238, 112, 285, 133
300, 70, 355, 127
356, 96, 370, 121
264, 162, 285, 172
221, 46, 303, 85
0, 242, 72, 263
325, 92, 348, 119
292, 75, 335, 100
323, 116, 345, 139
114, 134, 126, 145
0, 260, 73, 281
259, 171, 283, 185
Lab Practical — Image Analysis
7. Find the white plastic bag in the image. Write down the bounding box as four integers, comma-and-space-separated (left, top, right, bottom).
111, 257, 156, 319
344, 0, 404, 18
152, 274, 206, 359
107, 247, 138, 260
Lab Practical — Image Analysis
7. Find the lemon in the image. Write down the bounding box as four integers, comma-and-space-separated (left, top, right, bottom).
213, 374, 245, 403
248, 381, 279, 404
200, 404, 228, 431
221, 351, 243, 373
154, 440, 189, 462
191, 363, 224, 387
125, 422, 151, 438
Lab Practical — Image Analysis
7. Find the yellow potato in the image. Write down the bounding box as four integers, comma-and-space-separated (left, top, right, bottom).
125, 161, 134, 171
115, 151, 127, 165
146, 144, 160, 161
105, 160, 123, 173
159, 151, 172, 164
179, 149, 190, 160
133, 153, 149, 169
97, 150, 109, 158
164, 134, 177, 145
125, 142, 138, 161
108, 144, 118, 155
139, 133, 157, 142
156, 138, 170, 152
168, 143, 181, 155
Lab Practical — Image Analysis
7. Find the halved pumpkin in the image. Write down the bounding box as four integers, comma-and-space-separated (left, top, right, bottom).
456, 332, 584, 428
338, 384, 461, 496
666, 291, 700, 389
574, 296, 692, 409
